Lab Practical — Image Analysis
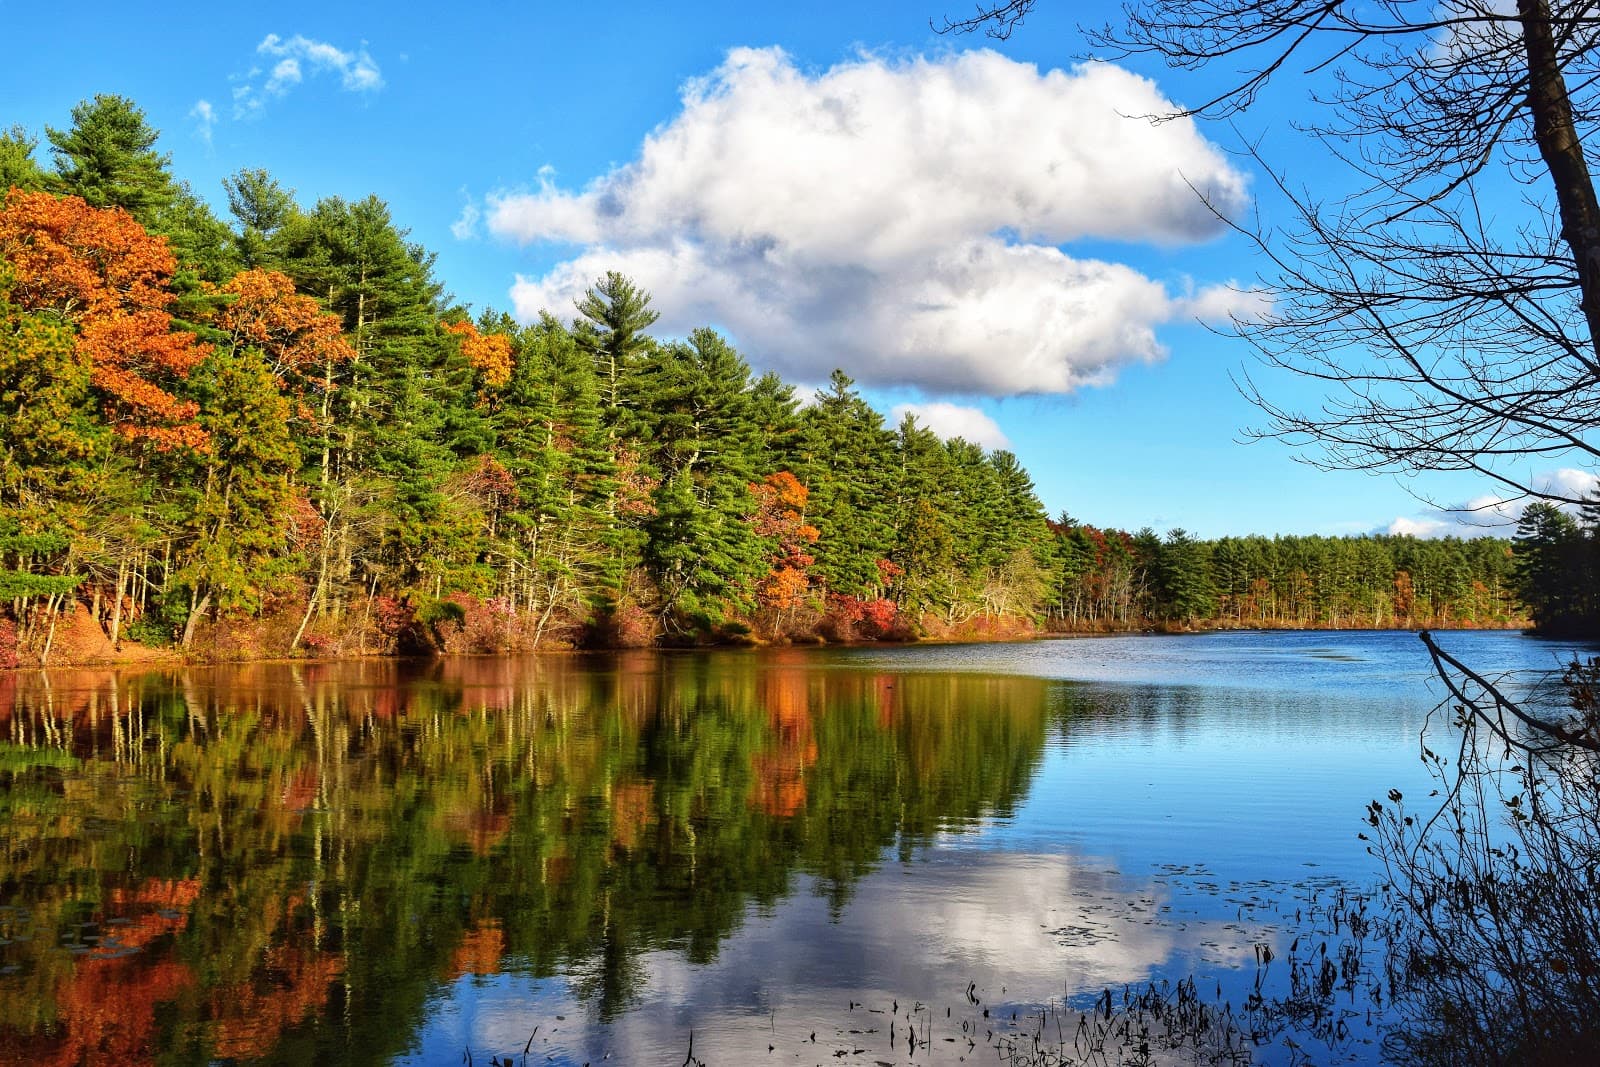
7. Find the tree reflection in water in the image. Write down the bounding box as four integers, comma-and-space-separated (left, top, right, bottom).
0, 652, 1054, 1064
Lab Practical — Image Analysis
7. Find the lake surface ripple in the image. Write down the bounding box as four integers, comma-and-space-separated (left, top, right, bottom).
0, 630, 1593, 1065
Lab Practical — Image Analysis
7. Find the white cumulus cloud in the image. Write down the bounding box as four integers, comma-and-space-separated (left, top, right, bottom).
233, 34, 384, 117
891, 402, 1011, 449
488, 47, 1253, 396
1386, 516, 1461, 538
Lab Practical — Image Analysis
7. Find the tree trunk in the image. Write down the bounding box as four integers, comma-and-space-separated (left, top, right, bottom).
292, 539, 330, 653
1519, 0, 1600, 366
181, 590, 211, 650
40, 593, 61, 664
109, 557, 127, 649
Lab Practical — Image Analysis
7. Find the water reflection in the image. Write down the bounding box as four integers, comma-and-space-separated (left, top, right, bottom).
410, 852, 1241, 1067
4, 635, 1582, 1065
0, 654, 1054, 1064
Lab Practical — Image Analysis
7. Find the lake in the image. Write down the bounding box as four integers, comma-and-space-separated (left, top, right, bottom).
1, 630, 1594, 1065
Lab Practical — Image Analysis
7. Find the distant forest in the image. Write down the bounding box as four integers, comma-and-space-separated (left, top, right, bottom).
1047, 525, 1522, 632
0, 96, 1544, 664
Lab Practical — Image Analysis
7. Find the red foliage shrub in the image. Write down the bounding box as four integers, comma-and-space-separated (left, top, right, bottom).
373, 595, 413, 640
818, 594, 907, 642
860, 598, 898, 634
612, 600, 659, 648
300, 632, 335, 657
436, 594, 518, 654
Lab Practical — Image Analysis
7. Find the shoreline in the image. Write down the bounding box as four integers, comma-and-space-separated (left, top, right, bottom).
2, 619, 1537, 672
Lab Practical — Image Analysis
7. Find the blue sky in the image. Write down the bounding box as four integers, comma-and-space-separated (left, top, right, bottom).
0, 0, 1554, 538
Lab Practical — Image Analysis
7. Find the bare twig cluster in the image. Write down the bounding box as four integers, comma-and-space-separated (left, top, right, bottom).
944, 2, 1600, 509
1364, 633, 1600, 1064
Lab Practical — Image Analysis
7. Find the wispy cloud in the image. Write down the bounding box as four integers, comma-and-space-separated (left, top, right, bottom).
265, 57, 303, 95
451, 200, 482, 241
189, 99, 216, 144
232, 33, 384, 118
484, 47, 1254, 398
1383, 468, 1600, 538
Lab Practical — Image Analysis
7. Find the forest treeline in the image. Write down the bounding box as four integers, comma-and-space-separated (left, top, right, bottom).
0, 97, 1530, 664
1047, 523, 1523, 631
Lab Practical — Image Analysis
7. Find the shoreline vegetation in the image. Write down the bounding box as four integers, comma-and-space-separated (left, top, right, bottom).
5, 615, 1531, 671
1, 97, 1531, 671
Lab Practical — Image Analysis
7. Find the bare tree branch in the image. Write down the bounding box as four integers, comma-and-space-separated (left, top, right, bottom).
1421, 628, 1600, 751
944, 2, 1600, 504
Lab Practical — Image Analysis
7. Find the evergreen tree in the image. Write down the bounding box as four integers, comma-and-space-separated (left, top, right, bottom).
1157, 530, 1214, 624
46, 95, 177, 224
794, 370, 897, 598
1515, 503, 1588, 635
747, 370, 801, 473
224, 168, 298, 269
0, 266, 99, 617
0, 126, 47, 194
889, 414, 957, 616
490, 314, 611, 634
573, 271, 659, 422
174, 348, 300, 645
635, 329, 767, 630
155, 181, 238, 284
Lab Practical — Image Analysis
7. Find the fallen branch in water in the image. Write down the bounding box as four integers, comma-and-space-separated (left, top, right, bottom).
1419, 630, 1600, 754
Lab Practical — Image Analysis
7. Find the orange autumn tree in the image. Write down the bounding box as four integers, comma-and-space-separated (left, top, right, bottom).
218, 268, 354, 384
751, 471, 820, 629
0, 190, 208, 451
441, 319, 513, 389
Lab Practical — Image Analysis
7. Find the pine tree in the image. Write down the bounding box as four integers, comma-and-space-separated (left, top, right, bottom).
174, 347, 300, 645
1515, 503, 1588, 635
46, 95, 177, 225
794, 371, 896, 598
0, 126, 47, 195
155, 182, 238, 284
573, 271, 659, 423
223, 168, 298, 270
278, 194, 463, 599
0, 266, 98, 625
634, 329, 767, 631
487, 315, 604, 635
889, 414, 957, 616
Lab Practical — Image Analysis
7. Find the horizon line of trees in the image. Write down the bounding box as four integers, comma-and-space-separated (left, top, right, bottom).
0, 95, 1544, 664
1046, 522, 1524, 632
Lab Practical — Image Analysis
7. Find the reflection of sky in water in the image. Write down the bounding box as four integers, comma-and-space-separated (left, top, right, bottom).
835, 628, 1598, 694
406, 852, 1290, 1066
398, 631, 1600, 1065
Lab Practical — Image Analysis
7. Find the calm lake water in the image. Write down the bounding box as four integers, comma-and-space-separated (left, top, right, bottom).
1, 630, 1594, 1065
